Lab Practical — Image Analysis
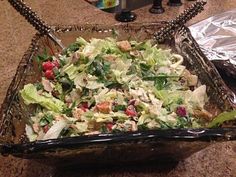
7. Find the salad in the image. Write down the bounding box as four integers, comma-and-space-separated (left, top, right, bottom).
20, 37, 230, 141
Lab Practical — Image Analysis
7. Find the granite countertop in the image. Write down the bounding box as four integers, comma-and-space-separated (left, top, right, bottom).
0, 0, 236, 176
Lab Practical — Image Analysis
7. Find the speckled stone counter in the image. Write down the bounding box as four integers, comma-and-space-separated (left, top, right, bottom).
0, 0, 236, 177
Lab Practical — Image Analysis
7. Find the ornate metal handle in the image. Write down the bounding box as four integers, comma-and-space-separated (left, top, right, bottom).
154, 0, 207, 43
8, 0, 51, 34
8, 0, 65, 49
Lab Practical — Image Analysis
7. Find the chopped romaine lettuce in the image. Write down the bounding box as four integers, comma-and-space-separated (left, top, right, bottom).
63, 64, 78, 80
20, 84, 65, 113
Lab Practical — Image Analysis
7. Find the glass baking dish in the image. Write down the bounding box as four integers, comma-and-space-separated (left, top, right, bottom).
0, 22, 235, 167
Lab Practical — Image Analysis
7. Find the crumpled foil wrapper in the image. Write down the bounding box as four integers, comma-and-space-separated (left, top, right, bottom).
189, 9, 236, 77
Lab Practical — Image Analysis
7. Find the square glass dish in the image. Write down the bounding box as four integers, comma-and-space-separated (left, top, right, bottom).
0, 22, 236, 167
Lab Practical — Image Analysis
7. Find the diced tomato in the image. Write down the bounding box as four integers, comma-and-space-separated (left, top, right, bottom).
106, 123, 113, 131
45, 70, 54, 80
42, 61, 55, 71
125, 105, 137, 117
96, 102, 111, 114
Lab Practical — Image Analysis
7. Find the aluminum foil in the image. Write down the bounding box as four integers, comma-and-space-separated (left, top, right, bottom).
189, 9, 236, 66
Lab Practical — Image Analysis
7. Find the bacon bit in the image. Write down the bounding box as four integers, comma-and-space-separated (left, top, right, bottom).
106, 123, 113, 131
116, 41, 132, 52
125, 105, 138, 117
176, 106, 187, 117
96, 102, 111, 114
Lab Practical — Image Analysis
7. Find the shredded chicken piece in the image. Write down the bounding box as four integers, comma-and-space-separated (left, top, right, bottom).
41, 78, 53, 92
72, 108, 85, 120
130, 88, 149, 102
71, 51, 80, 63
103, 54, 117, 61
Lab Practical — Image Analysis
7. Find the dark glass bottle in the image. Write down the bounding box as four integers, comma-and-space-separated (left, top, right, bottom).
115, 0, 136, 22
149, 0, 165, 14
167, 0, 182, 6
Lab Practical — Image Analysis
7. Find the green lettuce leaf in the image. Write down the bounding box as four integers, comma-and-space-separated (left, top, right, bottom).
76, 37, 88, 46
20, 84, 65, 113
153, 89, 182, 106
63, 64, 78, 80
208, 110, 236, 128
142, 45, 172, 67
82, 38, 121, 59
